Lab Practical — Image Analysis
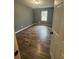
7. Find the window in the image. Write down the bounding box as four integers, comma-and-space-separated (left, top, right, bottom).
41, 10, 48, 21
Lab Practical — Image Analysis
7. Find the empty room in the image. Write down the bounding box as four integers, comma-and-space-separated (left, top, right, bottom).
14, 0, 64, 59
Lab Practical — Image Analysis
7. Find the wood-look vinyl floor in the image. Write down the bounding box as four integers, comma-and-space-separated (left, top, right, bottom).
16, 25, 51, 59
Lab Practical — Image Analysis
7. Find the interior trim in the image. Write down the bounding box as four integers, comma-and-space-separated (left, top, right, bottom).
15, 24, 34, 34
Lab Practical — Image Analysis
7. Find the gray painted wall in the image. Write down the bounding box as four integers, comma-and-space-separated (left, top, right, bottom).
14, 2, 33, 32
33, 7, 54, 26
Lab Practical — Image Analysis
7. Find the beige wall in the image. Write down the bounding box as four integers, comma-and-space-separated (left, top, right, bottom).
50, 0, 64, 59
14, 1, 33, 32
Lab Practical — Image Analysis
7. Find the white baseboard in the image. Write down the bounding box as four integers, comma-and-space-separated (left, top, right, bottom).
15, 24, 34, 34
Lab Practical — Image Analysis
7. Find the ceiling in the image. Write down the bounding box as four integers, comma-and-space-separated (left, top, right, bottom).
15, 0, 54, 8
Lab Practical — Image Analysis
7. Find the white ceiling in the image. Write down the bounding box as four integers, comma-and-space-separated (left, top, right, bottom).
15, 0, 54, 8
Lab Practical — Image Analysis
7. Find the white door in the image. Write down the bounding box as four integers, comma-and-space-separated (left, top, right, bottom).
14, 33, 21, 59
50, 1, 64, 59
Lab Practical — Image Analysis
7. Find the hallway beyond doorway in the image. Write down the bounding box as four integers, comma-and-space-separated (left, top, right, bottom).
16, 25, 51, 59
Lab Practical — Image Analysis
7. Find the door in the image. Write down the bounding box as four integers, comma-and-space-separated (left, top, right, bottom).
14, 33, 21, 59
50, 0, 64, 59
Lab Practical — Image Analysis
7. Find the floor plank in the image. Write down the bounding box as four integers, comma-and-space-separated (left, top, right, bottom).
16, 25, 51, 59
